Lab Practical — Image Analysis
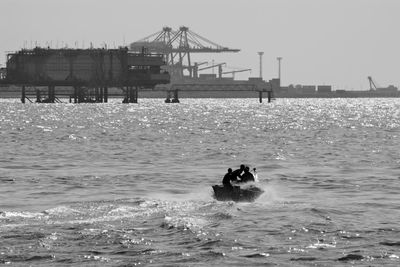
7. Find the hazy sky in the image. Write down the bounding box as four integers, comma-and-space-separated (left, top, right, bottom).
1, 0, 399, 90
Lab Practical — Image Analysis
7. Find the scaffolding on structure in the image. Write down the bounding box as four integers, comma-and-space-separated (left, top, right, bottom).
1, 47, 170, 103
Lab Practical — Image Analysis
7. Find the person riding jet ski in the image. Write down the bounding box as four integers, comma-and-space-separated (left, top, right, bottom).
231, 164, 245, 182
239, 166, 255, 183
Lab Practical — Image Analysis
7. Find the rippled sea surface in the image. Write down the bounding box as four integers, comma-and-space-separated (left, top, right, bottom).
0, 98, 399, 266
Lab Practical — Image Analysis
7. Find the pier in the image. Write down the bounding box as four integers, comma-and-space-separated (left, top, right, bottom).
0, 47, 274, 103
158, 81, 274, 103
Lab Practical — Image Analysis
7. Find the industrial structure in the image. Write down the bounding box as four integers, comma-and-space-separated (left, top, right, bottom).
130, 26, 240, 80
0, 26, 278, 103
0, 47, 170, 103
2, 27, 399, 102
130, 26, 276, 102
276, 81, 399, 98
368, 76, 398, 93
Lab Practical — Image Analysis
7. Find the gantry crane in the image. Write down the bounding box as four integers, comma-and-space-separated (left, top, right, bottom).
130, 26, 240, 79
222, 69, 252, 79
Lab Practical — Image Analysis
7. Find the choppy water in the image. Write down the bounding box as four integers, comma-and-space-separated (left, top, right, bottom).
0, 98, 399, 266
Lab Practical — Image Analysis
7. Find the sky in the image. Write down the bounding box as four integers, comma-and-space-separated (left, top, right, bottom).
1, 0, 399, 90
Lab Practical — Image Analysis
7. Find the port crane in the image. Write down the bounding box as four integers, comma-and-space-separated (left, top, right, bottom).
130, 26, 240, 79
222, 68, 252, 79
367, 76, 398, 92
198, 63, 226, 78
368, 76, 379, 91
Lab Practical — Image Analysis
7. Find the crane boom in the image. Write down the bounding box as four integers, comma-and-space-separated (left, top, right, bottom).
198, 63, 226, 71
194, 62, 208, 67
368, 76, 378, 91
221, 68, 251, 79
222, 68, 252, 75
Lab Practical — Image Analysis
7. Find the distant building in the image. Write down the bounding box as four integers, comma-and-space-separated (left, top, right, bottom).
279, 86, 289, 94
294, 84, 303, 93
302, 85, 316, 94
377, 85, 398, 93
317, 85, 332, 93
269, 78, 280, 91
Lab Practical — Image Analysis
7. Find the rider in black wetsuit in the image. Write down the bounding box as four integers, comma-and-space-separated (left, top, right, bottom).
222, 168, 233, 190
231, 164, 245, 182
240, 166, 255, 183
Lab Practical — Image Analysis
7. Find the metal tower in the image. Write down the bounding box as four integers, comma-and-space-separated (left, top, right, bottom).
257, 52, 264, 79
277, 57, 282, 87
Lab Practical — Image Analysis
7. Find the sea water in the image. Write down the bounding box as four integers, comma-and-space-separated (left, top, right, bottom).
0, 98, 399, 266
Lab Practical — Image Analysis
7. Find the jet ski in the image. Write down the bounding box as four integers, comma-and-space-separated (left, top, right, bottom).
212, 184, 264, 202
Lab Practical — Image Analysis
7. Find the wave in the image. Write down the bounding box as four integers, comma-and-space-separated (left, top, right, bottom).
1, 197, 236, 233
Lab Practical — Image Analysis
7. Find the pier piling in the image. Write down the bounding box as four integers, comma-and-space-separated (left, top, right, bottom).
172, 90, 180, 103
104, 87, 108, 103
133, 87, 138, 103
165, 91, 171, 103
36, 89, 41, 103
48, 85, 55, 103
21, 85, 26, 103
99, 87, 104, 103
123, 86, 138, 103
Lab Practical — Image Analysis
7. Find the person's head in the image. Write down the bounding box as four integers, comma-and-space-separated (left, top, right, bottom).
240, 164, 245, 170
228, 168, 232, 173
245, 166, 250, 172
